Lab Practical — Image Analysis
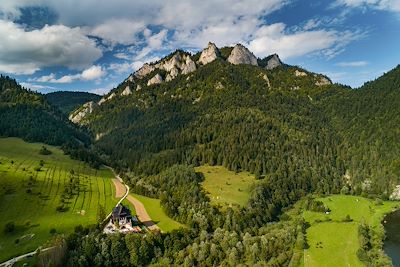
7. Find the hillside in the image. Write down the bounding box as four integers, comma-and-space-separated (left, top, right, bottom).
0, 75, 90, 146
46, 91, 101, 114
0, 137, 117, 262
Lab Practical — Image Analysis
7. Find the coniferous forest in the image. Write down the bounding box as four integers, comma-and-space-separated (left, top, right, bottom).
1, 59, 400, 266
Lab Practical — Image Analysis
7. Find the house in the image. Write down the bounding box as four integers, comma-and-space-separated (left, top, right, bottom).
104, 204, 141, 234
112, 204, 133, 225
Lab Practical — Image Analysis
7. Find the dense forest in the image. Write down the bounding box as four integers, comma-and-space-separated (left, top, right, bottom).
1, 55, 399, 265
46, 91, 101, 114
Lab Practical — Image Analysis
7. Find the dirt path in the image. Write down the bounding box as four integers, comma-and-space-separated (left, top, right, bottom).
126, 195, 160, 231
112, 178, 126, 198
108, 170, 159, 232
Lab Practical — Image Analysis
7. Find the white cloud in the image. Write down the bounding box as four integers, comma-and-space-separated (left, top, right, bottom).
248, 23, 366, 59
35, 65, 105, 83
114, 53, 130, 60
20, 82, 57, 91
81, 65, 104, 80
334, 0, 400, 12
89, 85, 113, 95
0, 20, 102, 75
89, 19, 145, 45
336, 61, 369, 67
35, 73, 56, 82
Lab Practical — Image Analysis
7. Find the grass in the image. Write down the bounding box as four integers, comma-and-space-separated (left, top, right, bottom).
302, 195, 399, 267
195, 165, 257, 209
130, 193, 183, 232
0, 137, 118, 262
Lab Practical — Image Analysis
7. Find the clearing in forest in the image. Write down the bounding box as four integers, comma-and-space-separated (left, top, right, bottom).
0, 137, 117, 262
301, 195, 399, 267
195, 165, 257, 209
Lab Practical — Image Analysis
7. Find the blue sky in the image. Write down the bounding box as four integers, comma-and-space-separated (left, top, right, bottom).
0, 0, 399, 94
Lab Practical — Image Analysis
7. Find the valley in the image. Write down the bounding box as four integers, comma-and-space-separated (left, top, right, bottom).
0, 138, 117, 262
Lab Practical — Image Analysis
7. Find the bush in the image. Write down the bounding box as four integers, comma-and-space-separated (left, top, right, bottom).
342, 215, 353, 222
34, 166, 41, 172
39, 146, 52, 155
50, 228, 57, 234
4, 221, 15, 233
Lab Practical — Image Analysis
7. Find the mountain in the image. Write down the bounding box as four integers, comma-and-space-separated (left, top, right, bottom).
45, 91, 101, 114
69, 42, 400, 202
26, 43, 399, 266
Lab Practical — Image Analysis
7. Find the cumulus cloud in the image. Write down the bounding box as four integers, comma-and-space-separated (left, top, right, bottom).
0, 0, 374, 80
248, 23, 366, 59
0, 20, 102, 74
336, 61, 369, 67
89, 19, 145, 45
34, 65, 105, 83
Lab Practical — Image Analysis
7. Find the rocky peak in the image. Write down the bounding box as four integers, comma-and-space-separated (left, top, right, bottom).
265, 54, 283, 70
182, 56, 197, 74
161, 53, 183, 72
135, 63, 155, 79
147, 73, 163, 86
227, 44, 258, 66
199, 42, 220, 65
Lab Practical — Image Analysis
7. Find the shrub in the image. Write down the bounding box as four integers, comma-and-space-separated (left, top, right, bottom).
343, 215, 353, 222
50, 228, 57, 234
39, 146, 52, 155
4, 221, 15, 233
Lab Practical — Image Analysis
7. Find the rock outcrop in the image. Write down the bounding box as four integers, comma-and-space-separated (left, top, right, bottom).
227, 44, 258, 66
295, 70, 307, 77
315, 76, 332, 86
182, 56, 197, 74
199, 42, 220, 65
147, 74, 163, 86
121, 85, 132, 96
69, 101, 97, 124
265, 54, 283, 70
135, 63, 155, 78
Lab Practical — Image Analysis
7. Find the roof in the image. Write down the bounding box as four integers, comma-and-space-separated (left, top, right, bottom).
112, 204, 132, 219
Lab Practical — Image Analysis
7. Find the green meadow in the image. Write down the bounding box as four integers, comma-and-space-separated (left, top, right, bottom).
130, 193, 183, 232
0, 138, 117, 262
195, 165, 257, 209
302, 195, 399, 267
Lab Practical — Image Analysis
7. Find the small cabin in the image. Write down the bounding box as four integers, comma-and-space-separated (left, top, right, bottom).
112, 204, 133, 225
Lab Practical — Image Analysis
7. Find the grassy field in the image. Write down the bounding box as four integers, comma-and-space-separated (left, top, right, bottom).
131, 193, 183, 232
302, 195, 399, 267
0, 137, 117, 262
195, 165, 257, 209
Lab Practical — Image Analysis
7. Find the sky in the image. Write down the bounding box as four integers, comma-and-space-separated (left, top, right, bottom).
0, 0, 399, 94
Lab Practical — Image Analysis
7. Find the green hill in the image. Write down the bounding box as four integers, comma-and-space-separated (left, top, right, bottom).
0, 75, 90, 146
45, 91, 101, 114
0, 137, 117, 262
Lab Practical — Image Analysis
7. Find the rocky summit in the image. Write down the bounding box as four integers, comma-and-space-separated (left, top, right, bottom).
227, 44, 258, 66
68, 42, 290, 123
198, 42, 220, 65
